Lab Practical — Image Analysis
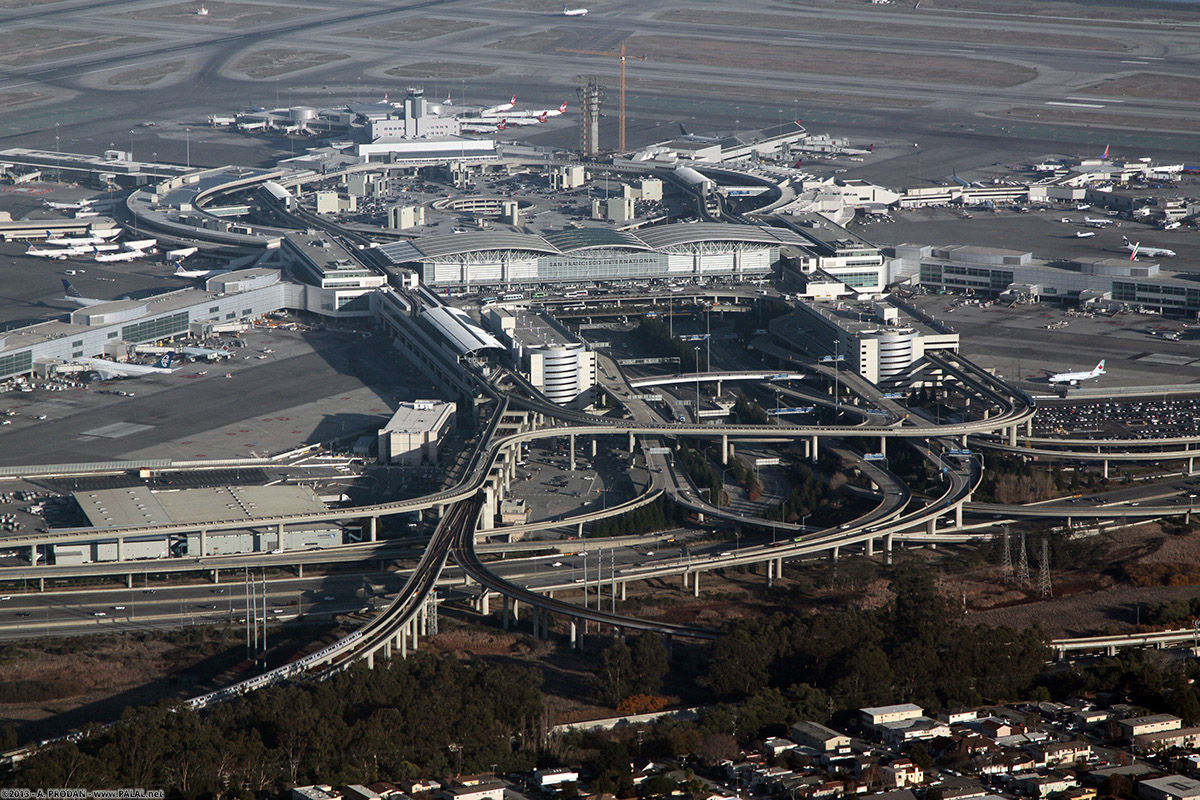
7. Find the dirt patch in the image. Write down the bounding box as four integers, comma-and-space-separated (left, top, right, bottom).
492, 29, 1038, 88
339, 16, 482, 41
0, 29, 153, 66
1083, 72, 1200, 103
0, 91, 46, 109
656, 8, 1126, 52
232, 48, 350, 79
1003, 106, 1200, 135
386, 61, 496, 80
107, 61, 186, 87
113, 0, 311, 26
0, 0, 61, 8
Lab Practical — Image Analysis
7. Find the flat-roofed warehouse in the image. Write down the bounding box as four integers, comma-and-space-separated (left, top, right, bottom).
56, 485, 343, 563
376, 222, 809, 288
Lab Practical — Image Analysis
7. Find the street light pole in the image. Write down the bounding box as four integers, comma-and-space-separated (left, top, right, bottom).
693, 346, 701, 419
185, 127, 191, 169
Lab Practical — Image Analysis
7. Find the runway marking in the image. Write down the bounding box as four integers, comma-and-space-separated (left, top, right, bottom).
1045, 101, 1105, 108
1068, 96, 1123, 103
1120, 60, 1151, 65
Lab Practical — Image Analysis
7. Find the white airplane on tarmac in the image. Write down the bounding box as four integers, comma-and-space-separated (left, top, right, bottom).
166, 247, 199, 260
677, 123, 723, 143
42, 199, 93, 211
502, 102, 568, 120
44, 230, 119, 246
499, 114, 547, 127
79, 352, 175, 380
27, 244, 86, 260
1084, 216, 1115, 227
481, 95, 517, 116
563, 4, 588, 15
93, 247, 146, 263
122, 238, 157, 252
172, 263, 231, 279
1075, 231, 1097, 238
460, 119, 506, 134
1048, 360, 1106, 385
1125, 236, 1176, 259
61, 279, 117, 306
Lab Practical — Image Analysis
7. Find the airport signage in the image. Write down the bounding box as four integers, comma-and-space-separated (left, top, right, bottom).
882, 392, 905, 399
590, 342, 611, 348
767, 373, 791, 380
947, 449, 973, 457
862, 409, 888, 415
820, 355, 846, 363
863, 453, 887, 462
679, 334, 710, 341
755, 457, 783, 467
646, 447, 671, 455
629, 394, 663, 402
770, 407, 814, 415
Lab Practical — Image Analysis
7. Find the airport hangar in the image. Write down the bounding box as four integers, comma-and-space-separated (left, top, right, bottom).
375, 223, 812, 289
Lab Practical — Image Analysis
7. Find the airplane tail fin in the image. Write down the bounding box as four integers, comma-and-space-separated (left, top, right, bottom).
156, 352, 174, 370
559, 101, 568, 113
679, 123, 688, 135
62, 279, 81, 298
1097, 360, 1105, 371
538, 112, 547, 123
1102, 144, 1110, 159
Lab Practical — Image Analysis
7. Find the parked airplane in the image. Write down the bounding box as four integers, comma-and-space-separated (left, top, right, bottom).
563, 5, 588, 15
79, 352, 175, 380
122, 238, 157, 251
27, 244, 84, 260
500, 114, 546, 127
1124, 236, 1176, 258
1048, 360, 1105, 385
93, 247, 146, 263
678, 124, 722, 143
247, 99, 267, 112
1084, 216, 1115, 226
172, 263, 231, 279
460, 120, 504, 134
166, 247, 199, 260
1074, 231, 1097, 238
1163, 221, 1182, 230
481, 95, 517, 116
61, 279, 110, 306
502, 102, 568, 119
45, 231, 118, 246
42, 199, 93, 211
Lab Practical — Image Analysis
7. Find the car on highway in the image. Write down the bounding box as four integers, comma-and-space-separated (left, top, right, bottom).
92, 611, 106, 617
14, 611, 30, 617
0, 596, 9, 601
112, 606, 125, 611
322, 595, 335, 601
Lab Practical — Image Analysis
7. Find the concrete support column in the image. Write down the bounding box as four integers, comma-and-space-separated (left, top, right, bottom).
213, 568, 220, 584
511, 598, 520, 624
879, 436, 886, 456
570, 434, 576, 472
398, 630, 406, 659
885, 534, 894, 565
620, 581, 626, 602
1025, 418, 1033, 437
716, 380, 723, 396
628, 431, 635, 453
368, 516, 377, 542
297, 563, 303, 578
810, 435, 819, 462
591, 438, 597, 458
927, 517, 936, 535
277, 522, 285, 547
116, 537, 124, 562
577, 522, 584, 538
831, 545, 839, 562
198, 531, 206, 557
410, 616, 419, 648
366, 651, 375, 670
766, 559, 774, 588
127, 573, 134, 588
682, 570, 689, 590
1189, 455, 1195, 475
1008, 426, 1017, 447
693, 571, 700, 597
480, 591, 489, 616
569, 618, 577, 649
1103, 459, 1109, 479
866, 537, 875, 557
776, 558, 783, 579
955, 503, 963, 527
38, 577, 44, 592
384, 639, 392, 659
722, 435, 729, 465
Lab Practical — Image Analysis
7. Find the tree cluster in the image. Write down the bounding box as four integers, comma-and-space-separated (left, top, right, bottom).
704, 562, 1048, 715
731, 392, 771, 426
8, 655, 545, 794
676, 443, 724, 507
593, 634, 670, 706
633, 318, 701, 373
589, 497, 678, 538
761, 462, 827, 524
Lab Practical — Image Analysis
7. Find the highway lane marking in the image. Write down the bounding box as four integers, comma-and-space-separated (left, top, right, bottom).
1120, 60, 1152, 65
1045, 101, 1105, 108
1068, 96, 1123, 103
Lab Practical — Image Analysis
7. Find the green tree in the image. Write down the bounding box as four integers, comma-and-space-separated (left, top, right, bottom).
630, 634, 669, 696
595, 639, 635, 705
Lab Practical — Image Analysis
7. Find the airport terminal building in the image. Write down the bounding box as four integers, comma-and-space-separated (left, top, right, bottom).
377, 223, 808, 289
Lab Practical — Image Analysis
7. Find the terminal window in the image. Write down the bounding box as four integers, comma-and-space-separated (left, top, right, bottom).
0, 350, 32, 379
121, 312, 189, 343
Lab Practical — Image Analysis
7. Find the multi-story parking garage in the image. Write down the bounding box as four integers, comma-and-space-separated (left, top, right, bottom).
376, 223, 810, 289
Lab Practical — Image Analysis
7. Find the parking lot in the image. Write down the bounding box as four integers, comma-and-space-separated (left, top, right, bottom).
1035, 396, 1200, 440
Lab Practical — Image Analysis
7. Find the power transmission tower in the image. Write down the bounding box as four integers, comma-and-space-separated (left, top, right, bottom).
1016, 532, 1030, 588
1039, 538, 1052, 598
999, 527, 1013, 581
